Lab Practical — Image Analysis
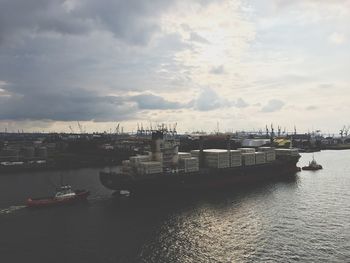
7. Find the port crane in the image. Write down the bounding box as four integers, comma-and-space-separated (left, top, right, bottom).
115, 123, 120, 134
77, 122, 84, 134
69, 126, 75, 134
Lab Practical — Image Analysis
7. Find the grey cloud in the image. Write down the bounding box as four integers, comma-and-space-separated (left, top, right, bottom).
181, 24, 191, 32
129, 93, 186, 110
77, 0, 174, 45
0, 0, 174, 46
190, 88, 253, 111
0, 0, 91, 44
235, 98, 249, 108
251, 74, 312, 91
0, 86, 138, 121
0, 0, 232, 124
306, 105, 318, 110
0, 86, 192, 121
193, 88, 231, 111
189, 32, 210, 44
318, 83, 333, 89
261, 99, 285, 112
209, 65, 225, 75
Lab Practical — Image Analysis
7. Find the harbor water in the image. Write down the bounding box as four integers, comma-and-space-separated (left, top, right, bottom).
0, 150, 349, 262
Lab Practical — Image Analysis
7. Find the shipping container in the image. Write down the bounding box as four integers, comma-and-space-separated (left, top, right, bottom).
138, 161, 163, 175
258, 147, 276, 162
178, 152, 192, 159
255, 152, 266, 164
242, 153, 255, 166
179, 157, 199, 172
230, 150, 242, 167
130, 155, 151, 164
203, 149, 229, 168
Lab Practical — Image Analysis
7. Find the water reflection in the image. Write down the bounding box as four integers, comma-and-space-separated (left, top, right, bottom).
0, 151, 349, 262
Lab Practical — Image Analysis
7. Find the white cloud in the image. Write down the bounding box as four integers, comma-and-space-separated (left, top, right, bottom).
209, 65, 225, 75
261, 99, 285, 112
329, 32, 346, 45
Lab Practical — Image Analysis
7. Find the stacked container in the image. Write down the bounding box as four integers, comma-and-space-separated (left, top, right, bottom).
130, 155, 151, 165
178, 152, 192, 159
255, 152, 266, 164
190, 150, 200, 158
203, 149, 229, 168
230, 150, 242, 167
138, 161, 163, 175
179, 157, 199, 173
258, 147, 276, 162
242, 153, 255, 166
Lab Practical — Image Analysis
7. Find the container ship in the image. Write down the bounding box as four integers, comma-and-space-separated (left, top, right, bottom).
99, 131, 301, 195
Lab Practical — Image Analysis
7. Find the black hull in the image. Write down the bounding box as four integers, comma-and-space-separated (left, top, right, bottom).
100, 156, 300, 194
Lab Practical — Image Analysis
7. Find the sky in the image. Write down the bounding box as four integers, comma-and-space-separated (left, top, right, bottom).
0, 0, 349, 134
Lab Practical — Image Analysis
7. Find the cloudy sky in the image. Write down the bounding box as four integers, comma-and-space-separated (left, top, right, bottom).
0, 0, 349, 133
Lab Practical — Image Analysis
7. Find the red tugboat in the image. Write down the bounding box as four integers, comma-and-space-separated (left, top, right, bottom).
26, 185, 89, 208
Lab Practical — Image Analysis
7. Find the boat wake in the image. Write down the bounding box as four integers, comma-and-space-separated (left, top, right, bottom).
0, 205, 26, 215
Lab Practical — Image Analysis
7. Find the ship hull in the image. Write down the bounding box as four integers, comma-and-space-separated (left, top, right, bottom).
26, 190, 90, 208
100, 157, 300, 195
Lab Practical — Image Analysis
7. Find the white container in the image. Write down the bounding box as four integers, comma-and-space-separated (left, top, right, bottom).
178, 152, 192, 159
229, 150, 242, 167
190, 150, 200, 157
230, 159, 242, 167
266, 152, 276, 162
255, 152, 266, 164
179, 157, 199, 172
242, 153, 255, 166
138, 161, 163, 175
258, 147, 276, 162
204, 149, 229, 168
130, 155, 150, 164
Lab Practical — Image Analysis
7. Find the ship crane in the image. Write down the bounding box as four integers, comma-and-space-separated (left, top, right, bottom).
340, 126, 345, 138
265, 125, 269, 138
77, 121, 84, 134
270, 123, 275, 138
173, 122, 177, 135
115, 123, 120, 134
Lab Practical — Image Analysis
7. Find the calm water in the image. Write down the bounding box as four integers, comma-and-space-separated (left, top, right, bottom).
0, 151, 349, 263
